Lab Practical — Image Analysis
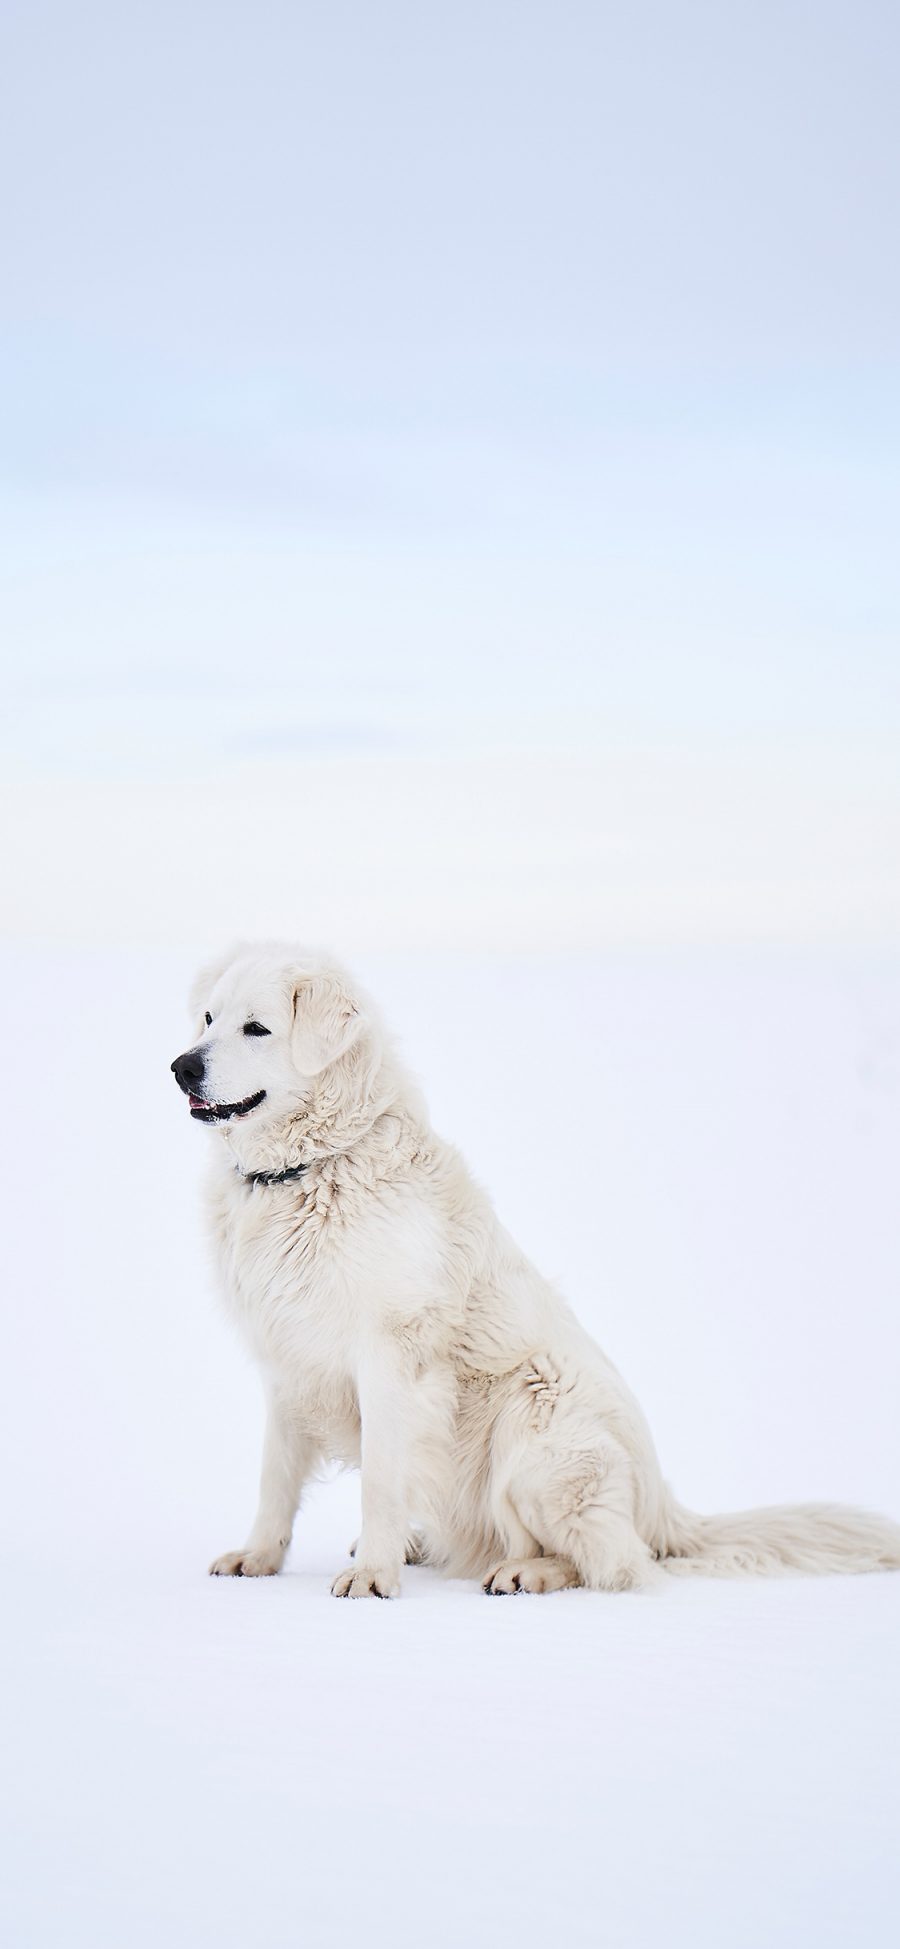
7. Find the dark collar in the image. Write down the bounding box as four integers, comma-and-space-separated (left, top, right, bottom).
237, 1162, 309, 1187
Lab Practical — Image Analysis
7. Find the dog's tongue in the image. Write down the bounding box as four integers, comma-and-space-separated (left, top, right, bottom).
189, 1093, 207, 1110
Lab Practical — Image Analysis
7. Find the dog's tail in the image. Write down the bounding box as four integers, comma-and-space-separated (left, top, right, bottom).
659, 1497, 900, 1578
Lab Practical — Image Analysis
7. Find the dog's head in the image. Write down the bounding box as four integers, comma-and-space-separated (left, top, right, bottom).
171, 944, 372, 1131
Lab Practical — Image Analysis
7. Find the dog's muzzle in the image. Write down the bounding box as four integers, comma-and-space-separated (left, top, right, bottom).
171, 1050, 267, 1123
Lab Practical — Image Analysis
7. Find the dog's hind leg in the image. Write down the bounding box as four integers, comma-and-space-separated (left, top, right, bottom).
502, 1432, 658, 1594
483, 1555, 581, 1594
481, 1481, 556, 1593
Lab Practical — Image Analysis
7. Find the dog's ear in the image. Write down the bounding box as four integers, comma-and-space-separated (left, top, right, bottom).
290, 971, 366, 1076
188, 944, 247, 1035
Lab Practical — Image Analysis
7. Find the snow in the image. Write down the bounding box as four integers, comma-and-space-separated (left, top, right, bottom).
7, 1552, 900, 1948
3, 943, 899, 1946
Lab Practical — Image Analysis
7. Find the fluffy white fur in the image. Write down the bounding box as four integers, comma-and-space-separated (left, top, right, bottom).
174, 943, 900, 1598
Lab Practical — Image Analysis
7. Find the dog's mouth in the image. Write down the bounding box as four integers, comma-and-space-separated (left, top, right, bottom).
187, 1090, 267, 1124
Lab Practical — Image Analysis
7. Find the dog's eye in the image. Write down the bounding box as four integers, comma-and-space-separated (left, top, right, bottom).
204, 1012, 212, 1027
243, 1021, 271, 1037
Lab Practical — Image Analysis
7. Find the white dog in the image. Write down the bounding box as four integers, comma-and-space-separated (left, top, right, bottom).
172, 943, 900, 1597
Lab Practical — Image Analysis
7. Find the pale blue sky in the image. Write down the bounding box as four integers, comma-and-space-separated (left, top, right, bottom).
1, 3, 898, 942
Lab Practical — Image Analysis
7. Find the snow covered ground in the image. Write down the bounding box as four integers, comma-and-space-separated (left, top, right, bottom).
3, 942, 899, 1946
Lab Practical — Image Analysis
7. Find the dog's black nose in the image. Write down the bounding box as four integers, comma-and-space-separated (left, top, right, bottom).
171, 1049, 206, 1091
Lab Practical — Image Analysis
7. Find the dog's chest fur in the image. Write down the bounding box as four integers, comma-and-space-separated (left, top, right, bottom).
206, 1147, 457, 1443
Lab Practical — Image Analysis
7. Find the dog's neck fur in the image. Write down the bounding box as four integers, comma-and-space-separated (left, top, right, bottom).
219, 1029, 424, 1178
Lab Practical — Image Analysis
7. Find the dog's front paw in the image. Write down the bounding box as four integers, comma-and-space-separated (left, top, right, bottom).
331, 1564, 400, 1599
209, 1546, 284, 1578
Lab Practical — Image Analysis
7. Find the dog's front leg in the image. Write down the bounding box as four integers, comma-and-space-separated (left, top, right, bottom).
332, 1341, 421, 1599
210, 1386, 317, 1578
